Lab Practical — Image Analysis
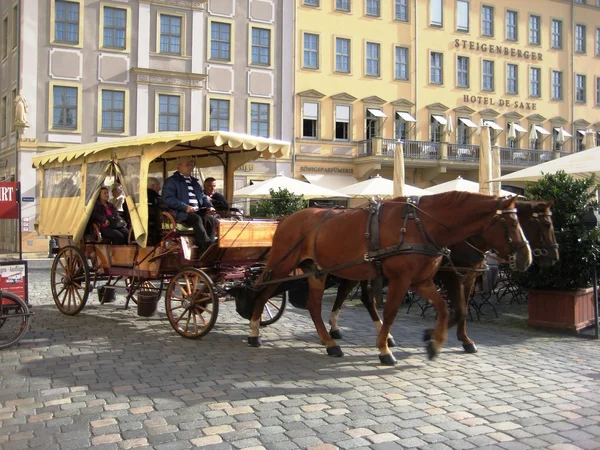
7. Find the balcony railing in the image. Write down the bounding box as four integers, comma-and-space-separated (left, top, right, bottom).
357, 137, 566, 167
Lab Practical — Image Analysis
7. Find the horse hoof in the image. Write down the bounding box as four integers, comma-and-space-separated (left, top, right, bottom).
426, 341, 439, 360
463, 343, 478, 354
387, 337, 397, 347
379, 354, 397, 365
329, 329, 343, 340
423, 329, 433, 342
326, 345, 344, 357
247, 336, 262, 347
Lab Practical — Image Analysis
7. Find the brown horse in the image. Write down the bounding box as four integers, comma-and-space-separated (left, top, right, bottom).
249, 192, 532, 365
328, 200, 558, 354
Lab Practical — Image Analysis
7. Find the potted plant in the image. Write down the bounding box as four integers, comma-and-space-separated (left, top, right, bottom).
512, 171, 600, 333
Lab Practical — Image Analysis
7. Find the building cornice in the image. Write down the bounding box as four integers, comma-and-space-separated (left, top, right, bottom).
131, 67, 206, 89
549, 116, 568, 125
362, 95, 386, 105
426, 102, 449, 112
138, 0, 207, 10
331, 92, 357, 102
453, 105, 476, 115
479, 108, 500, 118
298, 89, 326, 99
503, 111, 524, 120
527, 113, 547, 123
574, 118, 591, 127
391, 98, 415, 108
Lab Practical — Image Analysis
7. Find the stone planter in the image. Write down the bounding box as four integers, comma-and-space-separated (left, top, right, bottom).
528, 287, 598, 333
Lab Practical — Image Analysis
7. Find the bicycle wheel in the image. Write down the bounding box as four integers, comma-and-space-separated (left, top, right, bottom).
0, 292, 31, 350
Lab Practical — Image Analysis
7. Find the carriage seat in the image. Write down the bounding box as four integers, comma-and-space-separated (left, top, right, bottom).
160, 211, 219, 240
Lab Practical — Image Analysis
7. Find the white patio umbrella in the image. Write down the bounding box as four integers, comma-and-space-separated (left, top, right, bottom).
445, 115, 454, 136
556, 127, 567, 146
585, 129, 596, 150
392, 141, 406, 197
233, 174, 349, 199
529, 124, 538, 147
426, 176, 515, 196
492, 145, 600, 182
507, 122, 517, 142
338, 175, 430, 199
479, 125, 492, 195
490, 144, 502, 196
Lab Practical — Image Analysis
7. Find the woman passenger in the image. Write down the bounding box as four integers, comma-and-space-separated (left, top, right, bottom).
91, 187, 129, 244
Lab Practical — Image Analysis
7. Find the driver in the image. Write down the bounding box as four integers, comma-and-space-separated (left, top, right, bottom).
163, 157, 217, 252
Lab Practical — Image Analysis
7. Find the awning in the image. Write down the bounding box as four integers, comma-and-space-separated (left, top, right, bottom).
459, 118, 478, 128
534, 125, 551, 135
484, 120, 503, 131
303, 103, 318, 120
511, 123, 527, 133
367, 108, 387, 118
554, 127, 573, 137
432, 114, 447, 125
578, 129, 587, 135
302, 174, 358, 190
335, 105, 350, 122
396, 111, 416, 122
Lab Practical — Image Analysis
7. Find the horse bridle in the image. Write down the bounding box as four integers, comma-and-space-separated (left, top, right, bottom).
482, 200, 530, 270
528, 210, 559, 257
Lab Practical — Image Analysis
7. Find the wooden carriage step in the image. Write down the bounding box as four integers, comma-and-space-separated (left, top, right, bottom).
218, 220, 278, 248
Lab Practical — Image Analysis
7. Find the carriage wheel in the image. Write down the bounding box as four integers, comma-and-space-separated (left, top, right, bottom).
260, 292, 287, 327
0, 292, 31, 350
51, 246, 91, 315
165, 268, 219, 339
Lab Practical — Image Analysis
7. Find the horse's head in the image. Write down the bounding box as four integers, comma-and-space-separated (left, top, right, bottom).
480, 195, 532, 272
516, 200, 559, 267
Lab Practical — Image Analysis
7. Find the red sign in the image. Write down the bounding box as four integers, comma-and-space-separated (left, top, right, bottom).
0, 262, 27, 302
0, 182, 18, 219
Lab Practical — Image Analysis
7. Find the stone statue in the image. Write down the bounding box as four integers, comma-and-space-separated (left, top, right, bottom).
13, 89, 29, 127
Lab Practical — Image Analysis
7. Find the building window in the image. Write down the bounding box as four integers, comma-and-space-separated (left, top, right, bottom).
395, 0, 408, 21
395, 113, 413, 140
101, 90, 125, 132
158, 95, 180, 131
596, 28, 600, 56
250, 103, 269, 138
457, 117, 470, 145
430, 52, 443, 84
551, 19, 562, 49
251, 27, 270, 65
335, 105, 350, 140
55, 1, 80, 44
366, 42, 380, 76
11, 6, 17, 49
302, 102, 318, 138
53, 86, 78, 130
395, 46, 408, 80
529, 15, 540, 45
366, 0, 380, 17
103, 7, 126, 49
576, 131, 584, 152
430, 115, 443, 143
1, 17, 6, 59
336, 0, 350, 12
552, 70, 562, 100
456, 56, 469, 88
366, 109, 383, 139
430, 0, 442, 27
303, 0, 319, 6
506, 10, 517, 41
481, 5, 493, 37
160, 15, 182, 54
576, 74, 586, 103
210, 22, 231, 61
303, 33, 319, 69
335, 38, 350, 73
530, 67, 541, 98
0, 96, 6, 137
209, 99, 230, 132
576, 24, 586, 53
456, 0, 469, 32
482, 60, 494, 91
597, 77, 600, 105
507, 64, 518, 94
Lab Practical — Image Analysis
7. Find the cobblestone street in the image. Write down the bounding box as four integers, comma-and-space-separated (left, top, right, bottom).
2, 266, 600, 449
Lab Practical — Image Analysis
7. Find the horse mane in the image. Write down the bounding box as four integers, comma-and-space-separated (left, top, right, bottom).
389, 190, 494, 205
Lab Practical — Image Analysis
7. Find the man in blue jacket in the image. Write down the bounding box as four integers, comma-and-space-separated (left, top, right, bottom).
163, 157, 216, 251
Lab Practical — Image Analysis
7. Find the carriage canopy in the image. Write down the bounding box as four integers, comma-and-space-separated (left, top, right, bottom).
32, 131, 290, 247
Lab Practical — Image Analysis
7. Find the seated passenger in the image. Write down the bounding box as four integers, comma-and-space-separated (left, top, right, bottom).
92, 187, 129, 244
147, 177, 167, 245
203, 177, 229, 212
110, 183, 125, 214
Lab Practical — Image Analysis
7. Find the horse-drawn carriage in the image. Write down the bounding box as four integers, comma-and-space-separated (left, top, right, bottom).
33, 131, 291, 338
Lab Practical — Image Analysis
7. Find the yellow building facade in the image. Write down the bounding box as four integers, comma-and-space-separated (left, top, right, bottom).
294, 0, 600, 189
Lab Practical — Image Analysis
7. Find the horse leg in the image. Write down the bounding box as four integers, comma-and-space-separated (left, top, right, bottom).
248, 283, 280, 347
410, 279, 449, 360
358, 280, 397, 348
328, 279, 357, 340
308, 274, 343, 357
376, 278, 411, 366
438, 273, 477, 354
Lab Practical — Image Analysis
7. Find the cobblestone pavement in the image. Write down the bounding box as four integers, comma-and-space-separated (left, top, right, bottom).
2, 267, 600, 450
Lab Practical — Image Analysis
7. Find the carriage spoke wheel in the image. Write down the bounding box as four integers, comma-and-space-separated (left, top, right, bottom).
51, 246, 90, 315
260, 292, 287, 327
165, 268, 218, 339
0, 292, 31, 350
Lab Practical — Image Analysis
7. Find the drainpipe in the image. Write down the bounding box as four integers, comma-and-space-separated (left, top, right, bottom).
571, 0, 575, 152
15, 0, 22, 259
414, 0, 418, 142
290, 1, 297, 177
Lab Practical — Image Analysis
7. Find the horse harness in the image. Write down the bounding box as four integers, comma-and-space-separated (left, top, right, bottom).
528, 210, 559, 257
